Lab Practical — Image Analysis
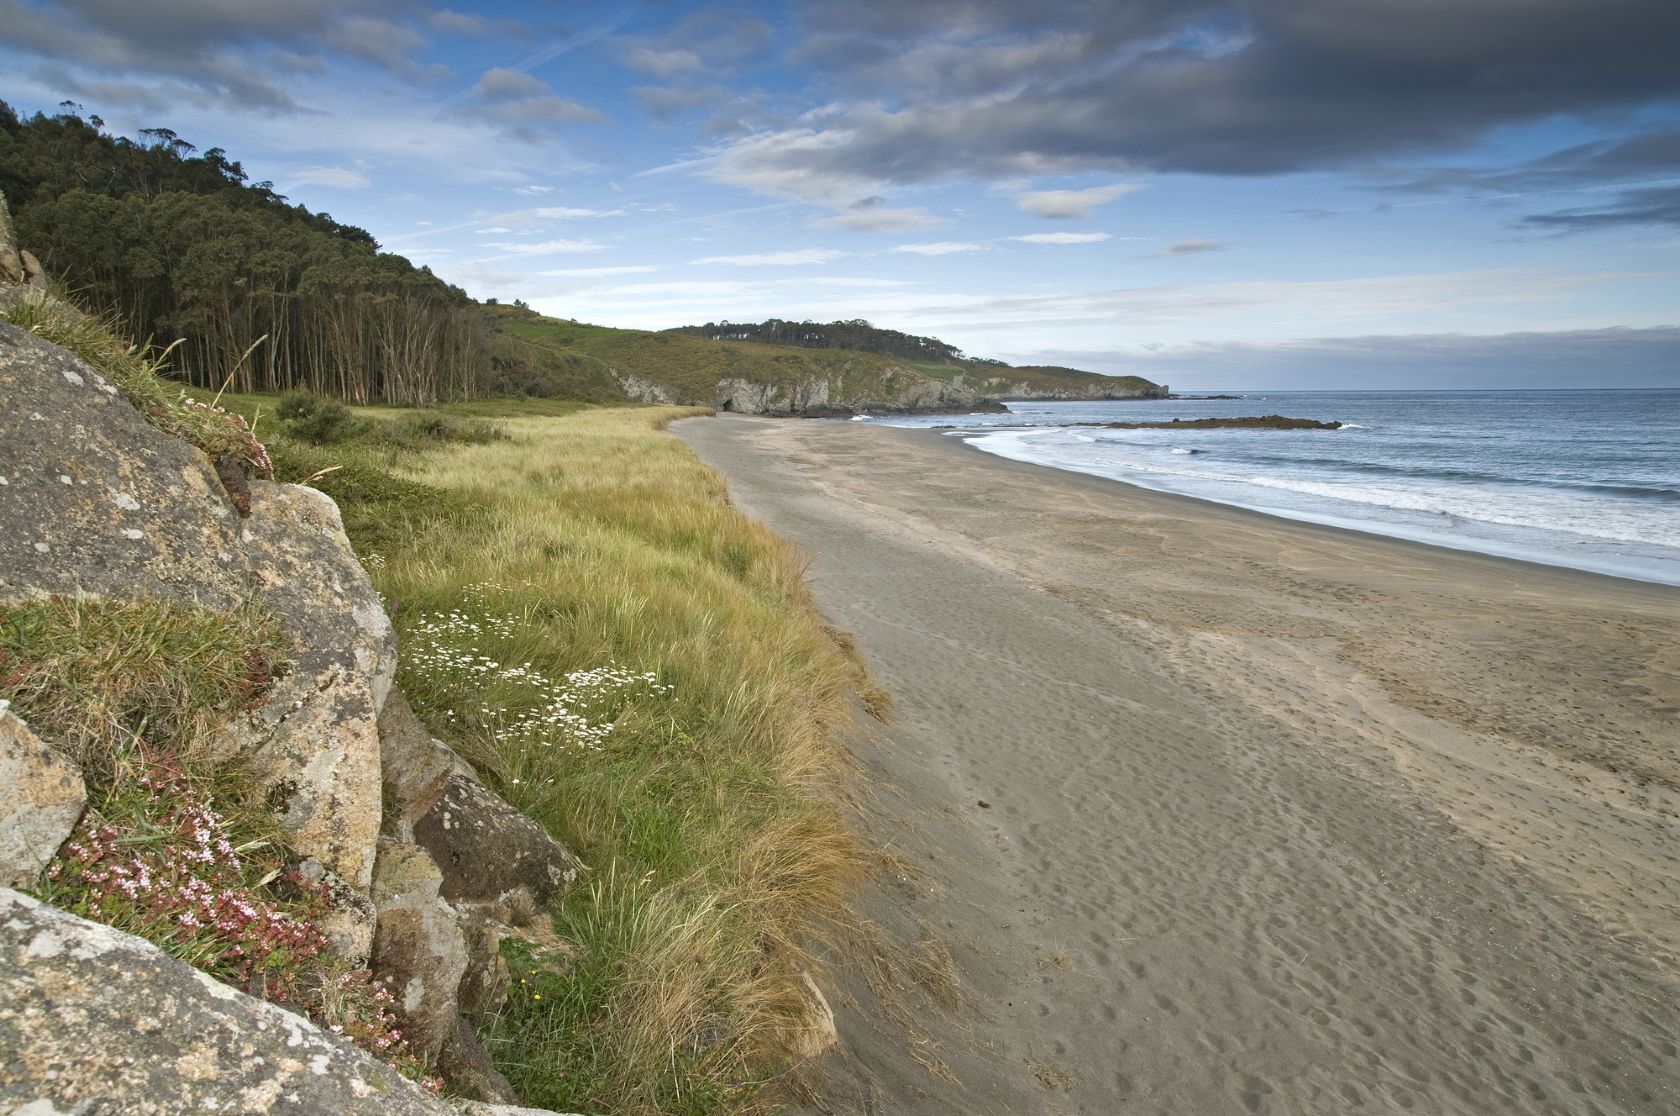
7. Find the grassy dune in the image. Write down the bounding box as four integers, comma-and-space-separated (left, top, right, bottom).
267, 405, 870, 1113
4, 292, 878, 1112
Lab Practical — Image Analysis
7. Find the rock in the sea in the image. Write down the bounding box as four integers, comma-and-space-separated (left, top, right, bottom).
370, 838, 469, 1060
0, 707, 85, 888
0, 888, 458, 1115
413, 773, 582, 909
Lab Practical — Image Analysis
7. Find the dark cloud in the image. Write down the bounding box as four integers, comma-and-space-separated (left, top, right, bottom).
328, 16, 448, 83
428, 8, 525, 38
0, 0, 441, 109
52, 0, 365, 52
1522, 185, 1680, 232
632, 83, 729, 121
1161, 239, 1226, 255
1381, 128, 1680, 229
621, 8, 775, 126
740, 0, 1680, 193
626, 47, 704, 79
462, 67, 606, 142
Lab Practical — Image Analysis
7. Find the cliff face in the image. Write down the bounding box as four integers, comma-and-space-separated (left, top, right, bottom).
980, 381, 1170, 401
973, 369, 1169, 401
713, 368, 1004, 417
0, 304, 575, 1111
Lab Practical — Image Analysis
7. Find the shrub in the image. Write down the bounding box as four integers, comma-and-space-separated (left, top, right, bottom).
278, 390, 362, 445
372, 410, 509, 450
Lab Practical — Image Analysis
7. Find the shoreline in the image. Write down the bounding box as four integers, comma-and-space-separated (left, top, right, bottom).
676, 414, 1680, 1116
919, 420, 1680, 598
923, 422, 1680, 590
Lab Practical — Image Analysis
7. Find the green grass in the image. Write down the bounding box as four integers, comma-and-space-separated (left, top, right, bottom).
499, 311, 952, 406
0, 594, 287, 777
224, 402, 870, 1114
380, 410, 864, 1113
6, 282, 875, 1111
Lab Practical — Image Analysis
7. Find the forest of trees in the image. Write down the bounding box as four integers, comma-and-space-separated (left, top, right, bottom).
669, 317, 993, 366
0, 101, 492, 404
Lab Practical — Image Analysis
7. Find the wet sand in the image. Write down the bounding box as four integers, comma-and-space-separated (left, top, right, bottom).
676, 414, 1680, 1116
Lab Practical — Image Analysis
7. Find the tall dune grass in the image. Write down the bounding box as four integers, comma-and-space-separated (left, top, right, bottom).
325, 407, 867, 1113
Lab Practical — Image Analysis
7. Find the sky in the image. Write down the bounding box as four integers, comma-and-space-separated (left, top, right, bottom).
2, 0, 1678, 389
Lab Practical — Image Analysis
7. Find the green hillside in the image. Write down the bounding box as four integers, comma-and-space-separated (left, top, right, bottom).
494, 307, 973, 407
668, 317, 1165, 398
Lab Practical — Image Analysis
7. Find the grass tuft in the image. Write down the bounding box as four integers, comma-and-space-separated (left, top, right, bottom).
0, 594, 288, 779
2, 592, 439, 1090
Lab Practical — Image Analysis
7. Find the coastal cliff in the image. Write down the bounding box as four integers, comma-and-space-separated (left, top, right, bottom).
611, 356, 1003, 416
506, 310, 1158, 416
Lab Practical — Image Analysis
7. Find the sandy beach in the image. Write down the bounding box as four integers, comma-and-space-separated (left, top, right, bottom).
676, 414, 1680, 1116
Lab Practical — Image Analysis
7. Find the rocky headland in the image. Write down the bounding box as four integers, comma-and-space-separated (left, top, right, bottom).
1081, 414, 1343, 430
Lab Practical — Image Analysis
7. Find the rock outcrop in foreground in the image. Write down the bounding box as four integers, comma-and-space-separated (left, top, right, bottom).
0, 888, 456, 1115
0, 245, 578, 1106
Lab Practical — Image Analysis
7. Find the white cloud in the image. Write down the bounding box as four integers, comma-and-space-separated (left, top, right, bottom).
1015, 183, 1138, 219
531, 206, 626, 219
472, 67, 549, 100
892, 241, 983, 255
1010, 231, 1112, 244
810, 206, 947, 232
537, 265, 663, 277
913, 269, 1644, 331
485, 238, 606, 255
475, 226, 513, 234
627, 47, 704, 78
515, 185, 556, 196
287, 165, 370, 189
690, 249, 848, 266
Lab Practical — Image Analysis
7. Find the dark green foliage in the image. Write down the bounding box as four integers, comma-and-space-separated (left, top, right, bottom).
260, 432, 474, 559
667, 317, 1168, 397
1, 100, 488, 405
277, 390, 362, 444
669, 317, 966, 362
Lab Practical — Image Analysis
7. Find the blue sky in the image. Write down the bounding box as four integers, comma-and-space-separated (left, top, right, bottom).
2, 0, 1678, 388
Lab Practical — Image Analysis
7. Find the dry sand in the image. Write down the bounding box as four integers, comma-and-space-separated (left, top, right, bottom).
676, 414, 1680, 1116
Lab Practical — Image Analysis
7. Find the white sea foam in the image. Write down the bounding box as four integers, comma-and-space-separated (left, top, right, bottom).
964, 422, 1680, 586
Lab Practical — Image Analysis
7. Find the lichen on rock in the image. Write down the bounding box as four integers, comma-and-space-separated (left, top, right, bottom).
0, 888, 462, 1115
0, 707, 85, 889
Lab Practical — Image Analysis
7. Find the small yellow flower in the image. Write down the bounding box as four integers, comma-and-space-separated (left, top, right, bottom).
532, 993, 541, 1001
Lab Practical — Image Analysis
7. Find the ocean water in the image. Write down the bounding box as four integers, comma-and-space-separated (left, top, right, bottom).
861, 390, 1680, 587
